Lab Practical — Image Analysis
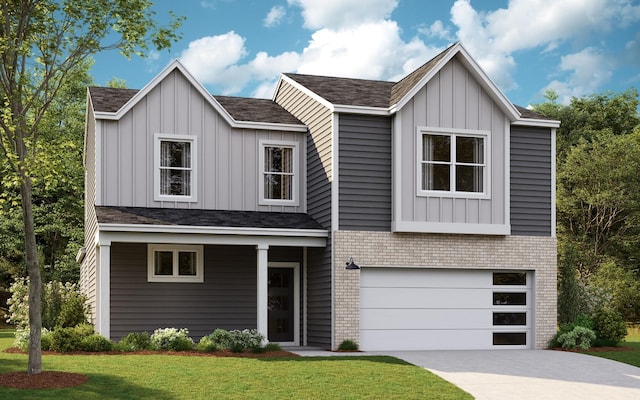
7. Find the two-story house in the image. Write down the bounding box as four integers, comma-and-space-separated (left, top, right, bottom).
81, 42, 559, 351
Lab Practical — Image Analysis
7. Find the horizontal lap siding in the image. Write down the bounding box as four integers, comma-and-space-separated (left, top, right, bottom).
275, 80, 332, 347
110, 243, 256, 341
339, 114, 392, 231
510, 127, 552, 236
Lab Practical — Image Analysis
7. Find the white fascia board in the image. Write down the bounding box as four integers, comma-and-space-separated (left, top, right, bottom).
92, 60, 306, 132
98, 223, 328, 238
97, 229, 327, 248
279, 74, 335, 111
512, 118, 561, 128
392, 221, 511, 235
332, 104, 391, 116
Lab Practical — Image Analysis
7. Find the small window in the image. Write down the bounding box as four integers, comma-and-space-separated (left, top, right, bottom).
493, 312, 527, 326
259, 141, 298, 205
419, 129, 487, 195
493, 332, 527, 346
493, 272, 527, 286
493, 292, 527, 306
147, 244, 203, 283
154, 134, 197, 202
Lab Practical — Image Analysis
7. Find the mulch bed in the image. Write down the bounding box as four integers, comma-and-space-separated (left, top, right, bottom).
1, 347, 298, 390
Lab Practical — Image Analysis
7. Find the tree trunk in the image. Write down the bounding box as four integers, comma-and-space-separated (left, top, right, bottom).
20, 175, 42, 375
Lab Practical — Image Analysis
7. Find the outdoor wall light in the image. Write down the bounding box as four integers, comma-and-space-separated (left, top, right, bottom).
345, 257, 360, 270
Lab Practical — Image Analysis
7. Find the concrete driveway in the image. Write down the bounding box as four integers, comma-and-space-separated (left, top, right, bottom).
380, 350, 640, 400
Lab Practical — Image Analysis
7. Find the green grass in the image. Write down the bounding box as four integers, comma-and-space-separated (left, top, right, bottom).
0, 329, 471, 399
584, 325, 640, 368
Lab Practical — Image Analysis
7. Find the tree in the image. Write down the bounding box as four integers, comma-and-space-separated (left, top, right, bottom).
0, 0, 183, 375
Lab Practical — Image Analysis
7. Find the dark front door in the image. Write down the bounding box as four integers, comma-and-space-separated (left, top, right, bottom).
268, 268, 295, 342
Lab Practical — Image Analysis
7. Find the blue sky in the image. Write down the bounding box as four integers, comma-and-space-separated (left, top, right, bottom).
91, 0, 640, 107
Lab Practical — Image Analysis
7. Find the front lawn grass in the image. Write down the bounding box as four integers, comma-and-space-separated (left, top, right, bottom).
584, 325, 640, 368
0, 329, 471, 399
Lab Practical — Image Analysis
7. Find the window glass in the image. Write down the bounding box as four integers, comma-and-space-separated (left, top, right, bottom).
493, 292, 527, 305
264, 146, 293, 200
493, 272, 527, 285
154, 251, 173, 275
178, 252, 197, 276
493, 332, 526, 345
421, 133, 484, 193
493, 312, 527, 325
160, 140, 192, 196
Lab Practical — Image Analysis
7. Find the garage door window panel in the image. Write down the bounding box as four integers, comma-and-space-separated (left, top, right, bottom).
493, 272, 527, 286
493, 292, 527, 305
493, 312, 527, 325
493, 332, 527, 346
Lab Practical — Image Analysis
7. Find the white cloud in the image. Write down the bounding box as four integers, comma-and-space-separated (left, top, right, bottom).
264, 5, 286, 28
287, 0, 398, 30
544, 47, 613, 103
421, 20, 453, 41
447, 0, 640, 95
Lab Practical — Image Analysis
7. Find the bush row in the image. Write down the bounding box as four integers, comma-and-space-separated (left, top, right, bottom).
550, 307, 627, 350
14, 326, 282, 353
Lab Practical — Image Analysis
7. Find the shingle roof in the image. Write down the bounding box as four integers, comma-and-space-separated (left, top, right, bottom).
96, 206, 325, 231
88, 87, 303, 126
88, 87, 138, 113
213, 96, 303, 125
514, 105, 557, 120
283, 73, 395, 108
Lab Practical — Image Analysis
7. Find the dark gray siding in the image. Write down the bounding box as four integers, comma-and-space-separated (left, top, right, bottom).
338, 114, 392, 231
510, 126, 553, 236
110, 243, 258, 341
306, 245, 332, 348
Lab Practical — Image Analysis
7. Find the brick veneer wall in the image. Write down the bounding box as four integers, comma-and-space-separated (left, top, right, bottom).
333, 231, 557, 350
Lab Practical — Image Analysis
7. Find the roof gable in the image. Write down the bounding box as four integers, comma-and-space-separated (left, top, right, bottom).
88, 59, 305, 131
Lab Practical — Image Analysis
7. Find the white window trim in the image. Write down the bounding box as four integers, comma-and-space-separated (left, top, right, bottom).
154, 133, 198, 202
416, 126, 491, 199
258, 140, 299, 206
147, 244, 204, 283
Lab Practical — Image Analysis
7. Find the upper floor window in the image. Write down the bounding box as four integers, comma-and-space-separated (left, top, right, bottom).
259, 141, 298, 205
154, 134, 197, 202
418, 128, 488, 197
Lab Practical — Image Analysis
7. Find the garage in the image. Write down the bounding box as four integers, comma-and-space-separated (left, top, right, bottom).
360, 268, 532, 351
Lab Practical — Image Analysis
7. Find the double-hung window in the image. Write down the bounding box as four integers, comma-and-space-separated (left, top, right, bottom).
147, 244, 204, 283
154, 134, 197, 202
259, 141, 298, 205
419, 128, 488, 196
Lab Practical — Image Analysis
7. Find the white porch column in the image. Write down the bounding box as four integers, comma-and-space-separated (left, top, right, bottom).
96, 242, 111, 339
256, 244, 269, 340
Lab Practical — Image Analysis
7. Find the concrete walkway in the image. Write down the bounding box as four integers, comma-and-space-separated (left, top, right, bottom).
380, 350, 640, 400
290, 349, 640, 399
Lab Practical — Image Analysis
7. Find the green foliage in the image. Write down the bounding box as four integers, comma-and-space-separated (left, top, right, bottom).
556, 326, 597, 350
14, 328, 52, 351
117, 332, 151, 352
49, 324, 95, 352
263, 342, 282, 352
197, 328, 265, 352
150, 328, 194, 351
557, 243, 582, 324
589, 261, 640, 322
592, 308, 627, 346
338, 339, 359, 351
79, 334, 113, 352
6, 279, 89, 330
549, 314, 593, 348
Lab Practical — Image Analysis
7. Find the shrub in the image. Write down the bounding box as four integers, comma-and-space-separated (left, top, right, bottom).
150, 328, 194, 351
549, 314, 593, 348
228, 329, 264, 350
80, 334, 113, 352
6, 278, 89, 330
50, 324, 94, 352
592, 308, 627, 346
197, 328, 265, 352
14, 328, 53, 351
556, 326, 596, 350
117, 332, 151, 352
338, 339, 359, 351
263, 342, 281, 352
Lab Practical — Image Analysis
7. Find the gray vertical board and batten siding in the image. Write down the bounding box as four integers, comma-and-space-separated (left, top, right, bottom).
338, 114, 392, 231
396, 56, 508, 226
110, 243, 304, 341
510, 126, 553, 236
97, 69, 306, 213
275, 79, 333, 347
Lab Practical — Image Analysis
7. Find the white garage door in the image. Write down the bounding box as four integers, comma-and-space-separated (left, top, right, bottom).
360, 268, 532, 351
